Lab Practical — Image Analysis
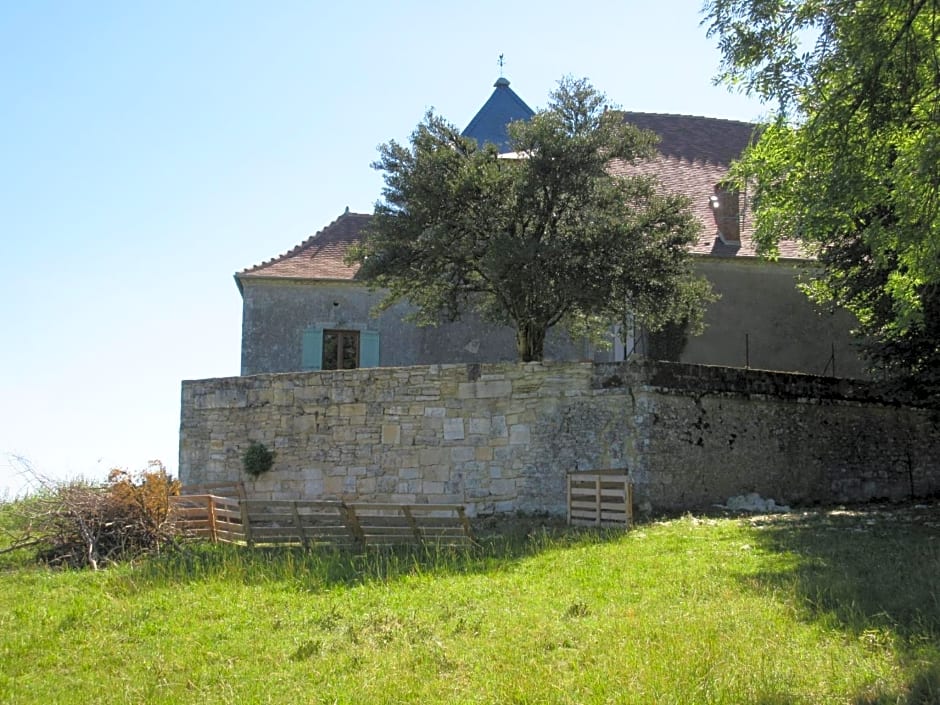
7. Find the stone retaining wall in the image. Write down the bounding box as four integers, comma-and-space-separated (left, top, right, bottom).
179, 361, 940, 515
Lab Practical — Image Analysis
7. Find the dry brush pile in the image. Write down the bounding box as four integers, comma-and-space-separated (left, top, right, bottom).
2, 462, 182, 569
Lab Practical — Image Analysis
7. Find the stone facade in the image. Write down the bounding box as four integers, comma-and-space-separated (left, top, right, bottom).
238, 279, 586, 375
238, 261, 869, 379
180, 361, 940, 515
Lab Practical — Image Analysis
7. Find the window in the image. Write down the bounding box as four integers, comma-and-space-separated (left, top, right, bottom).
322, 329, 359, 370
302, 327, 380, 371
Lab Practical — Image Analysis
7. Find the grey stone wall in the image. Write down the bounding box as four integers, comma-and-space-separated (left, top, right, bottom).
238, 260, 870, 380
685, 259, 868, 378
239, 279, 589, 375
180, 361, 940, 515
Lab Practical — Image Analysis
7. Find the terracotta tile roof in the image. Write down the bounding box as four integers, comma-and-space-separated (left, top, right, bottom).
237, 210, 369, 284
237, 114, 806, 286
609, 154, 804, 259
621, 112, 757, 166
612, 112, 805, 260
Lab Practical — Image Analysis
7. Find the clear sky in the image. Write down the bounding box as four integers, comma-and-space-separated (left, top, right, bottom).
0, 1, 766, 497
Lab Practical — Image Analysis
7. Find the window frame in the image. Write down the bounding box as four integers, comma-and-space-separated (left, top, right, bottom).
322, 329, 360, 370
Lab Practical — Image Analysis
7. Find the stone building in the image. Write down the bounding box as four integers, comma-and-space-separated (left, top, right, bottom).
235, 78, 867, 378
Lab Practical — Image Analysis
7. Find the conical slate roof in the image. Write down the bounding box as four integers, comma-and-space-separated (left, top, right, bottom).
461, 77, 535, 152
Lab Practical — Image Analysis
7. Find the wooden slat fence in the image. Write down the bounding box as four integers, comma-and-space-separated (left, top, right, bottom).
171, 492, 247, 544
567, 472, 633, 528
170, 488, 474, 548
240, 499, 357, 548
347, 503, 474, 547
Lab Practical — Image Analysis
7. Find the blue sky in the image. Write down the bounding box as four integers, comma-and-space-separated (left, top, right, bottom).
0, 1, 765, 497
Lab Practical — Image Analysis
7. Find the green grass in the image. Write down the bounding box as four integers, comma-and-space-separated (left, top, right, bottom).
1, 504, 938, 704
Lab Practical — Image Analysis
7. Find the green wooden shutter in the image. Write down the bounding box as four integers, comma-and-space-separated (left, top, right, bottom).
301, 327, 323, 371
360, 330, 380, 368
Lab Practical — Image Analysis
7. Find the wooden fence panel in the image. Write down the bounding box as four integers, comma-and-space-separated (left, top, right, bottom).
348, 503, 475, 546
174, 487, 476, 548
242, 499, 355, 547
170, 493, 247, 543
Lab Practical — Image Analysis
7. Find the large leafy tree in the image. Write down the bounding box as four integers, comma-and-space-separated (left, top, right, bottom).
705, 0, 940, 396
352, 78, 711, 362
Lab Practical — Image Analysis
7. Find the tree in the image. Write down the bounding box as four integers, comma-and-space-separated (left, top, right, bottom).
704, 0, 940, 397
351, 77, 711, 362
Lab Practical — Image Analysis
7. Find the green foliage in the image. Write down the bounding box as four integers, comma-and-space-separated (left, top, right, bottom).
2, 506, 939, 703
705, 0, 940, 395
352, 77, 712, 362
243, 441, 275, 478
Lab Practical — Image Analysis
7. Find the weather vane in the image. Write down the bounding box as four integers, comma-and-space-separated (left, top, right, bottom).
498, 53, 505, 77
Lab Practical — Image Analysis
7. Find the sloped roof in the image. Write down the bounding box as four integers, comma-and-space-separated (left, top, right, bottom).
461, 77, 535, 153
611, 112, 802, 259
237, 210, 368, 287
237, 112, 804, 287
622, 112, 756, 166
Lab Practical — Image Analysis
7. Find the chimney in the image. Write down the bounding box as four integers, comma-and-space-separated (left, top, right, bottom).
711, 185, 740, 245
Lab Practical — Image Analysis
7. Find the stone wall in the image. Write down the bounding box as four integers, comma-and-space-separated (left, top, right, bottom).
238, 279, 585, 375
179, 361, 940, 515
685, 259, 869, 378
238, 261, 870, 380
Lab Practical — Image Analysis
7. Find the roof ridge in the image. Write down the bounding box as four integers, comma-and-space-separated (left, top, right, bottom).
620, 110, 757, 127
239, 210, 371, 275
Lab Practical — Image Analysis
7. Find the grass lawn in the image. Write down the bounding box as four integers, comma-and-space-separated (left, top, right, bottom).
1, 503, 938, 704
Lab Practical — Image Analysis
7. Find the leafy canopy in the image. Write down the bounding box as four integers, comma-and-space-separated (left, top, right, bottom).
705, 0, 940, 393
352, 77, 711, 362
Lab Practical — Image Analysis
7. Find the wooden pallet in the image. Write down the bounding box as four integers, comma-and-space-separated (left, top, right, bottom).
567, 472, 633, 528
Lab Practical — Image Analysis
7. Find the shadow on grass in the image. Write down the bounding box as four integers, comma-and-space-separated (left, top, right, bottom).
742, 502, 940, 705
136, 515, 628, 591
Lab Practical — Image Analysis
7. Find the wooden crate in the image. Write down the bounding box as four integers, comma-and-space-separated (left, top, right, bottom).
567, 472, 633, 528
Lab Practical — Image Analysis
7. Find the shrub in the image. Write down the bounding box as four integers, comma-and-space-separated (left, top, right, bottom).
243, 442, 275, 478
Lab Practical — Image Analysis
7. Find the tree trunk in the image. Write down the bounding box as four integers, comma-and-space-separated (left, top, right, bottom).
516, 323, 546, 362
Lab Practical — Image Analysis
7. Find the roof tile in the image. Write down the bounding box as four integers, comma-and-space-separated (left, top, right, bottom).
237, 115, 805, 284
238, 211, 369, 282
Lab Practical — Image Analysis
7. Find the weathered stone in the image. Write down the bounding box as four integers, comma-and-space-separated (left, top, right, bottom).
457, 380, 512, 399
339, 403, 367, 418
468, 417, 491, 435
450, 446, 475, 463
509, 424, 531, 445
381, 424, 401, 445
419, 448, 447, 467
443, 417, 465, 440
181, 360, 940, 516
422, 480, 445, 495
475, 446, 494, 461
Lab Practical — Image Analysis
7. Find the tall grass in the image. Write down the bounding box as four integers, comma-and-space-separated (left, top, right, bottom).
1, 506, 938, 704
